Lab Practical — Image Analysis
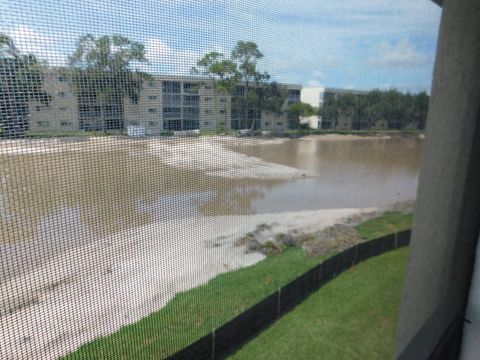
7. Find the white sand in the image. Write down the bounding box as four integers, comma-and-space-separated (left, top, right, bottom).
0, 207, 374, 359
148, 137, 308, 179
0, 137, 309, 179
0, 135, 379, 358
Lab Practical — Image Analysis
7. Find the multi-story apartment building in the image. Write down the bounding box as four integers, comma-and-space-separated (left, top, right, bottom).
29, 69, 79, 132
28, 70, 302, 134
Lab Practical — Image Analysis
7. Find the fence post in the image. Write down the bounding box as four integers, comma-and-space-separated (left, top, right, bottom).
212, 328, 215, 360
354, 244, 358, 265
277, 287, 281, 316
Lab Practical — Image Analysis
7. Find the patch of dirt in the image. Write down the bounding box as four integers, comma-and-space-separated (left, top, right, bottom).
233, 206, 413, 258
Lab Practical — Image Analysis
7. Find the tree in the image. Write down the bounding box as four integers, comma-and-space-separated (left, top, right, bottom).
192, 52, 239, 134
413, 92, 429, 129
259, 81, 288, 116
231, 41, 268, 130
319, 89, 429, 130
0, 34, 51, 137
69, 34, 148, 131
287, 102, 317, 129
288, 102, 317, 118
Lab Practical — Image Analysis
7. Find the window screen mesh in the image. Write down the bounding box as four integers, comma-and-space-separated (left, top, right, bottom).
0, 1, 440, 359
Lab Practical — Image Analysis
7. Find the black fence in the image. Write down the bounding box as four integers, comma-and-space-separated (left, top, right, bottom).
168, 230, 411, 360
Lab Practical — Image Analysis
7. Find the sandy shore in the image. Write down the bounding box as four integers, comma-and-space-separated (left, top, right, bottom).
148, 137, 309, 179
0, 134, 387, 157
0, 207, 374, 359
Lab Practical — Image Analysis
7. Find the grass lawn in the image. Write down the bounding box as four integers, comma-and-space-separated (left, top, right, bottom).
63, 212, 412, 359
356, 211, 413, 240
229, 247, 410, 360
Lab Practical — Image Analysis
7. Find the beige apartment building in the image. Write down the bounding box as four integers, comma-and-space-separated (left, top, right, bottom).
28, 70, 302, 134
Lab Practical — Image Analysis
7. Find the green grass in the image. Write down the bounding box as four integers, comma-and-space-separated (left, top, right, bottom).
63, 212, 412, 359
356, 211, 413, 240
229, 247, 409, 360
63, 248, 331, 359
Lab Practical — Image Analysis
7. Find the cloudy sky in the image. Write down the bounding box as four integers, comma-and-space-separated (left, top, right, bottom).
2, 0, 442, 92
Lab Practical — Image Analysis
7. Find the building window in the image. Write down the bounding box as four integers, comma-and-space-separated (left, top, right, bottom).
205, 97, 212, 102
219, 110, 226, 114
183, 95, 199, 107
219, 98, 227, 103
59, 107, 67, 111
205, 109, 213, 115
130, 121, 140, 126
184, 107, 199, 120
148, 108, 157, 113
148, 81, 155, 87
57, 76, 67, 82
148, 121, 156, 126
37, 121, 49, 127
235, 86, 245, 96
183, 83, 199, 94
163, 107, 181, 119
164, 119, 181, 130
36, 105, 48, 112
163, 94, 182, 106
183, 120, 199, 130
57, 92, 66, 97
204, 121, 209, 126
277, 122, 283, 126
204, 85, 213, 90
60, 121, 70, 126
264, 122, 271, 126
288, 89, 300, 97
148, 95, 157, 100
163, 81, 181, 93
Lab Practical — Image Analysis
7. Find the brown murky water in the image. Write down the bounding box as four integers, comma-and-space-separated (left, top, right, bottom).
233, 137, 422, 211
0, 136, 422, 281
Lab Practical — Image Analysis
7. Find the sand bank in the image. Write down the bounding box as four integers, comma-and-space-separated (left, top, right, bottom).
0, 207, 374, 359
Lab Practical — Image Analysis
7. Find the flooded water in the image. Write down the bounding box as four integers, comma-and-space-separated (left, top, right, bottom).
233, 137, 422, 212
0, 135, 422, 281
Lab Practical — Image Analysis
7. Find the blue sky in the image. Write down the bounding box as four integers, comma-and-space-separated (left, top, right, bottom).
2, 0, 442, 93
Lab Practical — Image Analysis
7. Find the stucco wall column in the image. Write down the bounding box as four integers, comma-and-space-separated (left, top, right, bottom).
396, 0, 480, 357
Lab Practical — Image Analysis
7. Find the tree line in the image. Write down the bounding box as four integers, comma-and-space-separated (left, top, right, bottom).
1, 32, 429, 137
319, 90, 429, 130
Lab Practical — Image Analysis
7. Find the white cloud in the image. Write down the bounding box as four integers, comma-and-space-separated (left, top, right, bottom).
312, 70, 325, 78
228, 0, 441, 86
3, 0, 441, 88
379, 82, 432, 93
307, 80, 324, 87
368, 38, 429, 68
7, 26, 68, 66
134, 38, 230, 75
